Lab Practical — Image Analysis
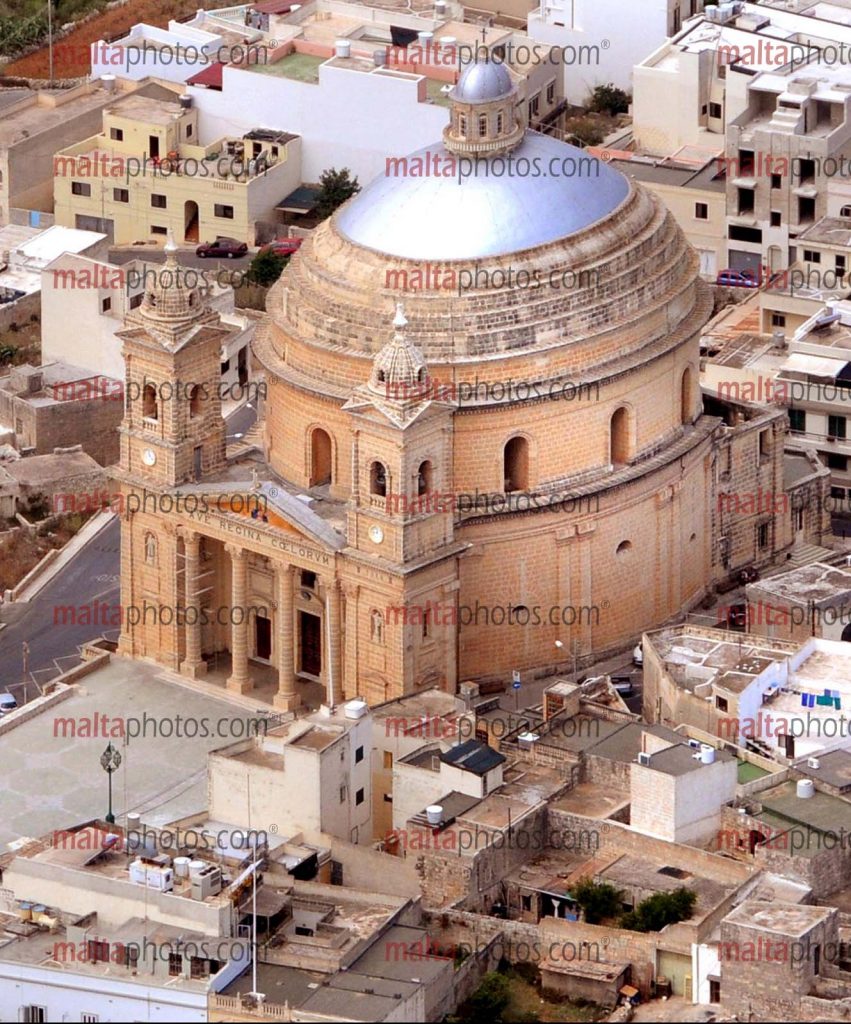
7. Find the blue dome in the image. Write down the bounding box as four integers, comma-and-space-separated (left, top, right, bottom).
335, 133, 631, 261
452, 60, 513, 103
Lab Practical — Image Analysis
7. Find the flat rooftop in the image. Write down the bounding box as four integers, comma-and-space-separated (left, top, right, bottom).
757, 779, 851, 834
796, 748, 851, 791
724, 900, 832, 937
645, 743, 734, 777
647, 625, 797, 693
599, 854, 733, 916
253, 51, 324, 81
0, 657, 276, 849
749, 562, 851, 607
0, 920, 220, 990
104, 94, 182, 125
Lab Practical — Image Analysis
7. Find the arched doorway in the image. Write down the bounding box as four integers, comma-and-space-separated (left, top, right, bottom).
310, 428, 332, 486
842, 623, 851, 643
184, 200, 199, 243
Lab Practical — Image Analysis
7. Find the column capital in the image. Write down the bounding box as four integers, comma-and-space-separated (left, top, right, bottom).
225, 542, 246, 560
178, 527, 200, 549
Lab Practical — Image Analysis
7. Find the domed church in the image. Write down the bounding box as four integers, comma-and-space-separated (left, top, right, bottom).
115, 58, 812, 708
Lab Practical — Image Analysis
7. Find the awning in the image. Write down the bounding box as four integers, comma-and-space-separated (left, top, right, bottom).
779, 352, 850, 379
275, 185, 321, 214
187, 62, 224, 89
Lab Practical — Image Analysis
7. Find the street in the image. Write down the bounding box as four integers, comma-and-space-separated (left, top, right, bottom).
0, 517, 120, 700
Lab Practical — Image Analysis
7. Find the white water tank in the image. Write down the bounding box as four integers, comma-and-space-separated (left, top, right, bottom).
335, 39, 351, 58
345, 699, 368, 720
418, 31, 434, 46
797, 779, 815, 799
426, 804, 443, 826
188, 859, 207, 878
173, 856, 191, 879
700, 744, 716, 765
129, 859, 147, 885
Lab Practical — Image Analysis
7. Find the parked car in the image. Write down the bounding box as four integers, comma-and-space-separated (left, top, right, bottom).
196, 237, 249, 259
0, 692, 18, 715
260, 238, 303, 257
716, 268, 760, 288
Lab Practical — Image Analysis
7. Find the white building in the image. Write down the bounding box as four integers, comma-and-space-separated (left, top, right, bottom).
630, 736, 737, 845
0, 224, 107, 332
41, 252, 257, 397
209, 700, 374, 844
527, 0, 701, 105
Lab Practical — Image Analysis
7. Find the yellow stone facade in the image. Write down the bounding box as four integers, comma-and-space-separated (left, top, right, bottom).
116, 62, 819, 709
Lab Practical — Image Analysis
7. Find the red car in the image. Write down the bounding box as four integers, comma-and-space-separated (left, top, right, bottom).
196, 237, 249, 259
261, 238, 303, 257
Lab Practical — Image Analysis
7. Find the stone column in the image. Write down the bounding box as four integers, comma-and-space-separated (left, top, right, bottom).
181, 530, 206, 678
325, 577, 342, 708
341, 581, 359, 703
226, 543, 251, 693
274, 565, 298, 711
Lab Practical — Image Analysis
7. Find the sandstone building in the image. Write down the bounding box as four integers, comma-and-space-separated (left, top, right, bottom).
115, 57, 827, 709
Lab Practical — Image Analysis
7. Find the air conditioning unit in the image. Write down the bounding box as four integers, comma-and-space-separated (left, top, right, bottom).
637, 752, 651, 766
688, 739, 701, 749
808, 757, 821, 769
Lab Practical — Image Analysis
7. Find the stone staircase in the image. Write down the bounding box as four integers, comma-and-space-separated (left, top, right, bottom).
227, 420, 265, 459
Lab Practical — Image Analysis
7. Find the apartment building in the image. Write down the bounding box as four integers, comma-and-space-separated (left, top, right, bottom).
632, 1, 851, 292
53, 94, 301, 246
0, 79, 180, 225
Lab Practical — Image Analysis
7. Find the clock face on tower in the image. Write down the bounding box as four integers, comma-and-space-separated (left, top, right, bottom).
369, 525, 384, 544
142, 448, 157, 467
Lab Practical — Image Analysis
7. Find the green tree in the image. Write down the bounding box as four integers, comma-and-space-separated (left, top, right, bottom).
589, 83, 630, 116
247, 249, 288, 287
565, 117, 605, 148
468, 972, 511, 1020
620, 887, 697, 932
570, 877, 624, 924
315, 167, 361, 219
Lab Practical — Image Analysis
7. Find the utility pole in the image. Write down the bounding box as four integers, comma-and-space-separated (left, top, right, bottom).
47, 0, 54, 88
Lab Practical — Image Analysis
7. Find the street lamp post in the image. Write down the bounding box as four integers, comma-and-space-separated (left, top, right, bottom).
100, 742, 122, 824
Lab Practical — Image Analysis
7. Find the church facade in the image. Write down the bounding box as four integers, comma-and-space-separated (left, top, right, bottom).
115, 59, 829, 710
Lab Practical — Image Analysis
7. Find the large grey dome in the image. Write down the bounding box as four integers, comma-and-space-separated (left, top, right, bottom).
335, 133, 631, 261
452, 59, 513, 102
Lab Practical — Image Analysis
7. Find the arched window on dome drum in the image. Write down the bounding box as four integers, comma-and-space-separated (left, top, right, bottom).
496, 111, 505, 134
189, 385, 202, 419
478, 113, 488, 137
417, 460, 433, 496
143, 384, 158, 420
310, 428, 333, 487
370, 461, 387, 498
610, 407, 630, 465
681, 367, 692, 425
503, 436, 529, 493
458, 113, 467, 135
